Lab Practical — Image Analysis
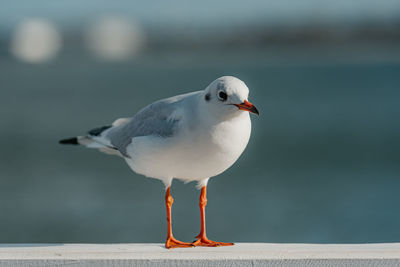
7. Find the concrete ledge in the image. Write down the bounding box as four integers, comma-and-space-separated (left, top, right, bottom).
0, 243, 399, 266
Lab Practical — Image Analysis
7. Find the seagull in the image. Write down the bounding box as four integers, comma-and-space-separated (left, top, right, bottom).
59, 76, 259, 249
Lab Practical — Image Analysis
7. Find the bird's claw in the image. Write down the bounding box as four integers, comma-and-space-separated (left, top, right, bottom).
165, 236, 194, 249
192, 236, 234, 247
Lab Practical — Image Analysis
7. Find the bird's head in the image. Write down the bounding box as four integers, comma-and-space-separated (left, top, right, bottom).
203, 76, 259, 119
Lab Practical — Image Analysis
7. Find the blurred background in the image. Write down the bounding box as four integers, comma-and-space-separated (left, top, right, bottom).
0, 0, 400, 244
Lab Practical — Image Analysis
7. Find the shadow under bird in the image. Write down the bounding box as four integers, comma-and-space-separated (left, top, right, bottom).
60, 76, 259, 248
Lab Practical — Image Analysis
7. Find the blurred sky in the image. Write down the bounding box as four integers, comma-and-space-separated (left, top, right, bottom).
1, 0, 400, 33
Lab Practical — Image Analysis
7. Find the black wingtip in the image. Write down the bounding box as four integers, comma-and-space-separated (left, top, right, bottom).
88, 125, 111, 136
59, 137, 79, 145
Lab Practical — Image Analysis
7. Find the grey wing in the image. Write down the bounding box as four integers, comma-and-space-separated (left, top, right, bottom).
105, 99, 183, 157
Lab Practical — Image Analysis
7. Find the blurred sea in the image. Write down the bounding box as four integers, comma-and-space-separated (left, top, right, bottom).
0, 46, 399, 243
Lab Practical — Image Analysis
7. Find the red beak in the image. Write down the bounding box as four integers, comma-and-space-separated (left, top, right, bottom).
234, 100, 259, 115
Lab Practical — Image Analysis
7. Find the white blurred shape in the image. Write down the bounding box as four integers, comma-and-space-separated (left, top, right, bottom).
85, 16, 145, 61
11, 18, 62, 63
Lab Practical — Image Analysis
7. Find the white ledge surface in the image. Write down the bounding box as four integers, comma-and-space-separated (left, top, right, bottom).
0, 243, 400, 266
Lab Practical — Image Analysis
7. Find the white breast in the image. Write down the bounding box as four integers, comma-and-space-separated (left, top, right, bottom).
125, 112, 251, 182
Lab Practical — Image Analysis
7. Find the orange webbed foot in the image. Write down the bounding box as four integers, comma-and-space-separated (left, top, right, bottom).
192, 235, 234, 247
165, 236, 194, 249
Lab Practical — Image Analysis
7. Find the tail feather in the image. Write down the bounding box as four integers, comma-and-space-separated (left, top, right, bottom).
59, 135, 123, 157
59, 136, 99, 147
59, 137, 79, 145
59, 119, 127, 158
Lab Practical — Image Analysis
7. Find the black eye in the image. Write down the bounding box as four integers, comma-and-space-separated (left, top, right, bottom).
218, 91, 227, 101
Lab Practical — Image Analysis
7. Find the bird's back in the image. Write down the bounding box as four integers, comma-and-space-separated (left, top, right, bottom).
105, 91, 201, 157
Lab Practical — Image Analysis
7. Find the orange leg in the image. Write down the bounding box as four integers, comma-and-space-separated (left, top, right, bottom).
164, 187, 193, 249
192, 186, 234, 247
